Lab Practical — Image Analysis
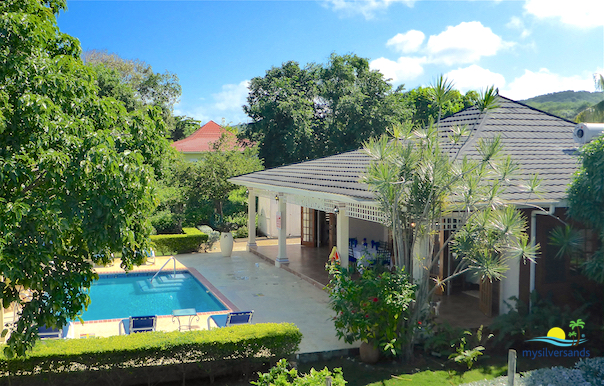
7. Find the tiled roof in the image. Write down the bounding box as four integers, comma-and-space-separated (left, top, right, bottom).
171, 120, 246, 152
231, 96, 580, 203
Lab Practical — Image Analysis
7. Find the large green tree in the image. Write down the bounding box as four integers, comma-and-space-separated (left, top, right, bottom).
242, 53, 410, 168
0, 0, 169, 356
84, 50, 182, 138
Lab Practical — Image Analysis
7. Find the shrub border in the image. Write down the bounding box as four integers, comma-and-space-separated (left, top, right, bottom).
0, 323, 302, 386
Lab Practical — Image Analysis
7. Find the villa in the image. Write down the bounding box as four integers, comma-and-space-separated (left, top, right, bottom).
231, 95, 603, 319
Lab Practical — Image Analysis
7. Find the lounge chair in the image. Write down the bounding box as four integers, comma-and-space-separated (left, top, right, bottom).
38, 323, 70, 339
120, 315, 157, 335
207, 311, 253, 329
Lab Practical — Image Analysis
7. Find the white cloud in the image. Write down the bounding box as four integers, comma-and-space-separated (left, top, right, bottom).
369, 56, 426, 84
425, 21, 514, 65
445, 65, 507, 93
501, 68, 595, 100
386, 30, 425, 54
506, 16, 531, 38
323, 0, 415, 19
524, 0, 604, 28
174, 80, 250, 124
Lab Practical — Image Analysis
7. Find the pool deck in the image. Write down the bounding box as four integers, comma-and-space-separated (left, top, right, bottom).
61, 239, 358, 357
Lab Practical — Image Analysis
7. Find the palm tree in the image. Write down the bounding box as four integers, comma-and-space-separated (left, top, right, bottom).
569, 319, 585, 346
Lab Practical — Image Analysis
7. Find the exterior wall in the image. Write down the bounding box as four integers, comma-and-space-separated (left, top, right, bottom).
499, 251, 520, 314
349, 218, 388, 245
257, 196, 301, 238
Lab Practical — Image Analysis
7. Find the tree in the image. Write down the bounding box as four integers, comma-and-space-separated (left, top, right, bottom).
362, 79, 538, 359
565, 134, 604, 283
403, 84, 478, 128
184, 135, 263, 222
242, 53, 410, 168
0, 0, 170, 356
84, 50, 182, 138
172, 115, 202, 142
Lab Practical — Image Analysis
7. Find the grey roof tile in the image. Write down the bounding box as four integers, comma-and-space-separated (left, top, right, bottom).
231, 96, 580, 203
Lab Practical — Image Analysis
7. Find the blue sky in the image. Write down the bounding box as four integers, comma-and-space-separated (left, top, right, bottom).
58, 0, 604, 125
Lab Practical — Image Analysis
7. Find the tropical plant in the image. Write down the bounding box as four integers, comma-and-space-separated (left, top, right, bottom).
326, 262, 416, 357
362, 79, 538, 359
448, 325, 493, 370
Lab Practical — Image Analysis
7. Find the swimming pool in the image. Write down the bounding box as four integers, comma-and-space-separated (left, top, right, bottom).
80, 271, 228, 321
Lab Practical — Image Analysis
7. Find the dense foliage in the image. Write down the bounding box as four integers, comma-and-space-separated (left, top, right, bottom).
0, 323, 302, 384
403, 86, 478, 127
84, 49, 183, 139
252, 359, 346, 386
154, 134, 263, 233
242, 53, 410, 168
566, 135, 604, 283
326, 263, 415, 356
0, 0, 173, 356
490, 291, 589, 350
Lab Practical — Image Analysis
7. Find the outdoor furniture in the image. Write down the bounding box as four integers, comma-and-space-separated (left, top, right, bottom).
38, 325, 63, 339
207, 310, 253, 329
172, 308, 200, 331
120, 315, 157, 335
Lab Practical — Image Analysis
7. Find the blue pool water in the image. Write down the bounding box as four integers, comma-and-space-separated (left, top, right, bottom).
80, 271, 227, 321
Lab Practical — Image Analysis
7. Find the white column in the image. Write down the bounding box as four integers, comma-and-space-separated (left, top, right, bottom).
246, 189, 257, 251
275, 194, 289, 266
336, 205, 349, 268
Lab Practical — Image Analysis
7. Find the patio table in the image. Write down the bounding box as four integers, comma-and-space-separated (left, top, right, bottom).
353, 246, 378, 267
172, 308, 200, 331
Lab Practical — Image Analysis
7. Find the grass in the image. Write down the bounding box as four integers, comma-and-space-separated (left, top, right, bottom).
296, 356, 507, 386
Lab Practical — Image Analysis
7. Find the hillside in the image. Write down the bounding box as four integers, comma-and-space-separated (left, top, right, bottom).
520, 90, 603, 121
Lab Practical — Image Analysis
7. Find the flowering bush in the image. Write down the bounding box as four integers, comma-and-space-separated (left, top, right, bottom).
326, 263, 415, 356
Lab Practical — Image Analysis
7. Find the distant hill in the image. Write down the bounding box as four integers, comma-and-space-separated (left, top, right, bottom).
519, 90, 604, 121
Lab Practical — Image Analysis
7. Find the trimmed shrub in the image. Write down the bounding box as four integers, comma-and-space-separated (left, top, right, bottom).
151, 227, 208, 256
0, 323, 302, 385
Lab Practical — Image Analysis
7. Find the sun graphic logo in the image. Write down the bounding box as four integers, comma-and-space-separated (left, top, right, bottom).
526, 319, 587, 347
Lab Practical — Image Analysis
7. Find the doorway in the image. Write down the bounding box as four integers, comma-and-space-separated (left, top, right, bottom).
301, 208, 335, 249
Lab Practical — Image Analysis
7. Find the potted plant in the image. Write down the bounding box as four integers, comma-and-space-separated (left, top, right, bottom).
212, 214, 239, 257
326, 262, 416, 363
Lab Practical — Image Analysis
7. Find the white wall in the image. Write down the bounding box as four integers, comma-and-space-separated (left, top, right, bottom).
257, 197, 301, 238
349, 218, 388, 245
499, 253, 520, 313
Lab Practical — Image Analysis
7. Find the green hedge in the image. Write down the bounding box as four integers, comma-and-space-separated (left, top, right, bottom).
0, 323, 302, 385
150, 227, 208, 256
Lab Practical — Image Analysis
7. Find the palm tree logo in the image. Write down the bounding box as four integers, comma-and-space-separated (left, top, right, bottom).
568, 319, 585, 347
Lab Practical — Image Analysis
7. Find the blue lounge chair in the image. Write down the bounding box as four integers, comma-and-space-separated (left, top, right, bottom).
207, 311, 253, 329
120, 315, 157, 335
38, 325, 64, 339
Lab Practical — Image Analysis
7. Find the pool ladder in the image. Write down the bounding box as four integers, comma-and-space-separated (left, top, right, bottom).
150, 256, 176, 283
